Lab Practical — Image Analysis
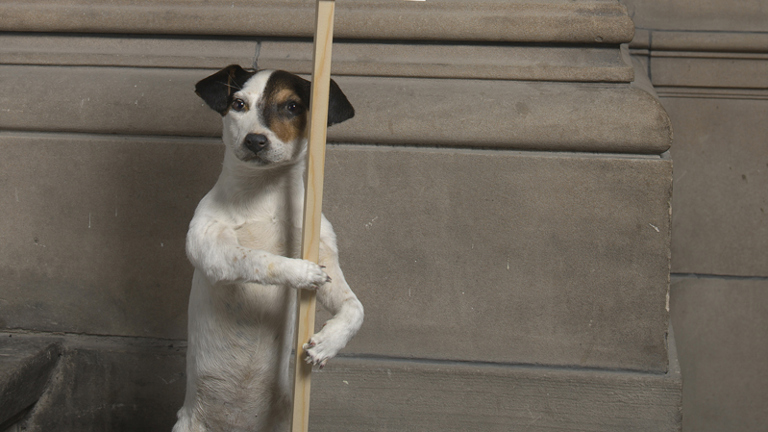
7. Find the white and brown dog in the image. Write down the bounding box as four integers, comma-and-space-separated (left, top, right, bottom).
173, 65, 364, 432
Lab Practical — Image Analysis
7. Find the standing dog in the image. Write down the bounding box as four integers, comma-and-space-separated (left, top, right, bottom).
173, 65, 364, 432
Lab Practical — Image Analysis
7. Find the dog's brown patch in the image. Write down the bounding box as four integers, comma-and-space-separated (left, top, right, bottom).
269, 88, 307, 144
261, 71, 311, 144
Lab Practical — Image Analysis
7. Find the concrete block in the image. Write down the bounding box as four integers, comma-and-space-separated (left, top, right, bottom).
321, 145, 672, 372
1, 0, 635, 44
662, 96, 768, 276
0, 34, 634, 83
0, 337, 61, 427
670, 277, 768, 432
0, 65, 672, 154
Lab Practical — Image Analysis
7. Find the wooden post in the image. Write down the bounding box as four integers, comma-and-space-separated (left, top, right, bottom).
291, 1, 335, 431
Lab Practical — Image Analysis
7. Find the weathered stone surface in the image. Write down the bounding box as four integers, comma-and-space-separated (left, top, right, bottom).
644, 31, 768, 53
622, 0, 768, 33
670, 277, 768, 432
0, 132, 221, 340
320, 145, 672, 372
0, 337, 61, 428
0, 133, 672, 371
6, 333, 186, 432
0, 65, 671, 154
651, 54, 768, 89
1, 0, 634, 44
4, 331, 680, 432
661, 96, 768, 276
310, 344, 682, 432
0, 34, 634, 82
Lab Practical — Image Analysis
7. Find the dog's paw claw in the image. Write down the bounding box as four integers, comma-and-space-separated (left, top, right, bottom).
288, 260, 330, 290
303, 328, 347, 369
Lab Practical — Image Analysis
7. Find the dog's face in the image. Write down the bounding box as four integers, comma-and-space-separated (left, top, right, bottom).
195, 65, 354, 167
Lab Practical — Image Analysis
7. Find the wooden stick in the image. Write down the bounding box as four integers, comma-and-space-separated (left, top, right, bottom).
292, 1, 335, 431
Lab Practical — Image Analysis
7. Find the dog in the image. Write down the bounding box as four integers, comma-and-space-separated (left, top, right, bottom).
172, 65, 364, 432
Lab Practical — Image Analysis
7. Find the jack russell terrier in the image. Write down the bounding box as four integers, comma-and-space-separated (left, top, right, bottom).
173, 65, 364, 432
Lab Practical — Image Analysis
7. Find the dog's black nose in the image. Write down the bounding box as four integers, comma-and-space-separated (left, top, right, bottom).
244, 133, 269, 153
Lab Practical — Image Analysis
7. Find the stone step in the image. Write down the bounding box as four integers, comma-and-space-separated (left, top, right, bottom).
1, 331, 681, 432
0, 337, 61, 428
311, 350, 682, 432
0, 34, 634, 83
1, 0, 635, 44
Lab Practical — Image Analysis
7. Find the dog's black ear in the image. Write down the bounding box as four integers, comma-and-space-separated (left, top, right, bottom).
294, 76, 355, 126
195, 65, 254, 115
327, 79, 355, 126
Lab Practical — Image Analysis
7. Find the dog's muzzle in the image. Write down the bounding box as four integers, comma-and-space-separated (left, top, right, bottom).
243, 133, 269, 154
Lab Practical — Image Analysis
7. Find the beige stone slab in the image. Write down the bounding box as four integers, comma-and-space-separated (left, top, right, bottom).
0, 132, 223, 340
670, 277, 768, 432
0, 34, 634, 82
651, 55, 768, 89
0, 133, 672, 371
2, 0, 634, 44
651, 31, 768, 53
4, 332, 680, 431
662, 96, 768, 276
0, 65, 671, 154
622, 0, 768, 33
655, 87, 768, 101
311, 353, 681, 431
319, 145, 672, 372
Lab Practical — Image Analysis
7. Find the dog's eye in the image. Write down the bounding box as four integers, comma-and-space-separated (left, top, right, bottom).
231, 98, 246, 112
286, 101, 303, 115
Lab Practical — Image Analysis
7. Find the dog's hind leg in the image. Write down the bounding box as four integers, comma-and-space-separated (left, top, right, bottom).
172, 408, 206, 432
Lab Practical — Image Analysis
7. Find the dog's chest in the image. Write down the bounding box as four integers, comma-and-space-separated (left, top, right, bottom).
234, 213, 301, 258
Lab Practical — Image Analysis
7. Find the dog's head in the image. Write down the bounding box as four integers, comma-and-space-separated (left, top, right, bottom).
195, 65, 354, 167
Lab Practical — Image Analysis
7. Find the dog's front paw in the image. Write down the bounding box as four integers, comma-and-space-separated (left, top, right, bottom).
284, 259, 331, 290
302, 326, 347, 369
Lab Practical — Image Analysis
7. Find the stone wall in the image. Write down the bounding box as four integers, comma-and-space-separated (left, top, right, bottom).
622, 1, 768, 431
0, 1, 681, 430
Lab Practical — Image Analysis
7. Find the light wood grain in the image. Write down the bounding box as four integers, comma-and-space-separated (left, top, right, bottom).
291, 1, 336, 431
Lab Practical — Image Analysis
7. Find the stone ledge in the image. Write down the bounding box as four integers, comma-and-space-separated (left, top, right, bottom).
631, 30, 768, 53
0, 65, 671, 154
650, 54, 768, 89
1, 331, 680, 431
1, 0, 634, 44
0, 336, 61, 427
622, 0, 768, 34
0, 333, 186, 432
0, 34, 634, 83
309, 331, 682, 431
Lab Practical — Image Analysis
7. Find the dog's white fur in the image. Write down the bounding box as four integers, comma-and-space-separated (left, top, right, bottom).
173, 67, 363, 432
